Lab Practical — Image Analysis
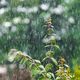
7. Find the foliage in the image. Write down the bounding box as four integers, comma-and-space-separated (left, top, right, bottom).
7, 17, 78, 80
0, 0, 68, 62
0, 0, 80, 79
8, 17, 58, 80
8, 50, 56, 80
60, 0, 80, 66
56, 57, 71, 80
0, 0, 80, 68
72, 65, 80, 80
8, 48, 78, 80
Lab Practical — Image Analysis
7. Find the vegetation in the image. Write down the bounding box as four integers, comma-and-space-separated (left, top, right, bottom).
0, 0, 80, 79
8, 17, 80, 80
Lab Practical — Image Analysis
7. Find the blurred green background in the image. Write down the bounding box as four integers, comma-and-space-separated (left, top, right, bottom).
0, 0, 80, 67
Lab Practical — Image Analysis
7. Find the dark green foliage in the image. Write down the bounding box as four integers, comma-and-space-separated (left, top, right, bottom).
0, 0, 80, 71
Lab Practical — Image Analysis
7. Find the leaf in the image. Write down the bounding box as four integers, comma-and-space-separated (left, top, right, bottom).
39, 65, 45, 71
46, 73, 52, 78
8, 49, 18, 62
45, 45, 51, 48
20, 57, 26, 64
42, 56, 49, 62
34, 60, 41, 65
31, 69, 40, 77
56, 77, 61, 80
48, 72, 55, 79
51, 58, 58, 65
17, 51, 32, 60
45, 63, 53, 72
14, 54, 22, 63
8, 56, 16, 62
46, 51, 54, 57
54, 45, 60, 50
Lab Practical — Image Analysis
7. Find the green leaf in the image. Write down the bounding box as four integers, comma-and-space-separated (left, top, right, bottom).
31, 69, 40, 77
39, 65, 45, 71
46, 51, 54, 57
20, 57, 26, 64
14, 54, 22, 63
48, 72, 55, 79
45, 63, 53, 72
34, 60, 41, 65
54, 45, 60, 50
51, 58, 58, 65
42, 56, 49, 62
46, 73, 52, 78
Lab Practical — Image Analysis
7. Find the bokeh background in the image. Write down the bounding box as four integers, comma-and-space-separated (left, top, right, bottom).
0, 0, 80, 68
